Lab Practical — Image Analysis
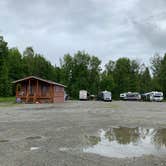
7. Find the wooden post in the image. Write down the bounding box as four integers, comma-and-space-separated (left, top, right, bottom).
50, 84, 52, 102
16, 84, 18, 97
37, 80, 39, 95
37, 80, 39, 98
33, 83, 35, 103
26, 79, 30, 103
52, 84, 54, 103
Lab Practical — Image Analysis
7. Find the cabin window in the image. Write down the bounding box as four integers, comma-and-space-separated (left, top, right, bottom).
41, 84, 49, 96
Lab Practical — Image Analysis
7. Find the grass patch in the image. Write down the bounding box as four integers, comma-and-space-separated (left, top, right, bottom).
0, 97, 15, 103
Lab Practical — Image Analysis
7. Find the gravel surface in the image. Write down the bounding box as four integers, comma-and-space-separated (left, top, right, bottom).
0, 101, 166, 166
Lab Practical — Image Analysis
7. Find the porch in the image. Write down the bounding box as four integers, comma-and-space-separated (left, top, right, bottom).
16, 79, 54, 103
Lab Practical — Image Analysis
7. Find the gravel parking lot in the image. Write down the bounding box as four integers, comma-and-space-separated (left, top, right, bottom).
0, 101, 166, 166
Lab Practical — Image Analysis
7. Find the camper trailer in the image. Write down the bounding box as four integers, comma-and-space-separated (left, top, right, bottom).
142, 91, 163, 102
120, 92, 141, 101
79, 90, 89, 100
120, 93, 126, 100
99, 90, 112, 102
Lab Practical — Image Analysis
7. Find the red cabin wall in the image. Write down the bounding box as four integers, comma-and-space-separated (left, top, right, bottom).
53, 85, 65, 102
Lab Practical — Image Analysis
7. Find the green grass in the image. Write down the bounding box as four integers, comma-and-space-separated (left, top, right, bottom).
0, 97, 15, 103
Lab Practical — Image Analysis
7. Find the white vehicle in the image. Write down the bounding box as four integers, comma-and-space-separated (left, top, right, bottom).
120, 93, 126, 100
143, 91, 163, 102
120, 92, 141, 101
79, 90, 89, 100
99, 90, 112, 101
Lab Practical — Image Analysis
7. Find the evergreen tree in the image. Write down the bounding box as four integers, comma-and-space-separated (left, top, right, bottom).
0, 36, 8, 70
150, 54, 162, 90
88, 56, 101, 95
0, 34, 165, 99
100, 71, 114, 92
0, 63, 12, 96
139, 66, 152, 93
8, 48, 23, 80
113, 58, 131, 98
100, 60, 115, 95
129, 60, 140, 92
159, 54, 166, 97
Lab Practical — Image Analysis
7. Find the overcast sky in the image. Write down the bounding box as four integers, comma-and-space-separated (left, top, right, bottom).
0, 0, 166, 66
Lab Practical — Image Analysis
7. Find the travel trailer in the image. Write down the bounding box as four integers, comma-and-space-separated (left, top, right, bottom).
79, 90, 89, 100
120, 93, 126, 100
142, 91, 163, 102
99, 90, 112, 102
120, 92, 141, 101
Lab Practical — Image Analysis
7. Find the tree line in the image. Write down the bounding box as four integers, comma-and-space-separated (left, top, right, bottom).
0, 36, 166, 99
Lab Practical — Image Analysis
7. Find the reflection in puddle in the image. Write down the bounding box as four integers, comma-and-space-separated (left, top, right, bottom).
84, 127, 166, 158
0, 139, 9, 143
85, 135, 101, 146
26, 136, 42, 140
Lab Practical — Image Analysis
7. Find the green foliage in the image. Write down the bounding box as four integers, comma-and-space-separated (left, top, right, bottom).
0, 35, 165, 99
150, 53, 166, 97
113, 58, 131, 98
0, 97, 15, 103
105, 60, 115, 74
139, 65, 152, 93
89, 56, 101, 94
158, 54, 166, 97
8, 48, 24, 80
100, 71, 114, 92
150, 53, 162, 77
0, 36, 8, 65
60, 51, 101, 98
0, 63, 12, 96
0, 36, 12, 96
129, 60, 140, 92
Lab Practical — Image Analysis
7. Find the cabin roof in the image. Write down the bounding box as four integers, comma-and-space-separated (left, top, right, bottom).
12, 76, 66, 87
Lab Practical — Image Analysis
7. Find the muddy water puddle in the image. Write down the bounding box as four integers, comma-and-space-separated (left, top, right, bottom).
84, 127, 166, 158
0, 139, 9, 143
25, 136, 42, 140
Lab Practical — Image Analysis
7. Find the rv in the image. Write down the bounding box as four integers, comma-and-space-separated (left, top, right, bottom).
120, 93, 126, 100
79, 90, 89, 100
120, 92, 141, 101
99, 90, 112, 102
142, 91, 163, 102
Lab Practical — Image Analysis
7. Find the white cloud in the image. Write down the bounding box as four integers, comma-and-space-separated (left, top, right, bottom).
0, 0, 166, 66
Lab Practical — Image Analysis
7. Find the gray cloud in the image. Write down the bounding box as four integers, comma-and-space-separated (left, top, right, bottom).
0, 0, 166, 66
131, 0, 166, 49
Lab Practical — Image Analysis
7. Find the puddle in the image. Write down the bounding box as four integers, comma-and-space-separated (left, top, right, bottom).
0, 140, 9, 143
84, 127, 166, 158
26, 136, 42, 140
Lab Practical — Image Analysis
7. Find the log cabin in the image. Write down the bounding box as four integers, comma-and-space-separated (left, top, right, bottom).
12, 76, 66, 103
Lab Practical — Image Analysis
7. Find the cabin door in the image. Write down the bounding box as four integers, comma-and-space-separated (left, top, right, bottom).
29, 80, 35, 96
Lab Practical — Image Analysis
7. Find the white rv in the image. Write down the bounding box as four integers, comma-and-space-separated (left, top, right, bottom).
99, 90, 112, 101
120, 92, 141, 101
79, 90, 89, 100
120, 93, 126, 100
142, 91, 163, 102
